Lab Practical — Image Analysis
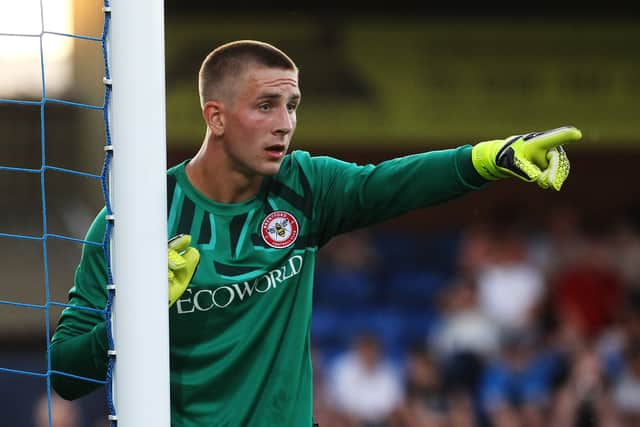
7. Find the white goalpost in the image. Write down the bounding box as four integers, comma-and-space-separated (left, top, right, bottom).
109, 0, 170, 425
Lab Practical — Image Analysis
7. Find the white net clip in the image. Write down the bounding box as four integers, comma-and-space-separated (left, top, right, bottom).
107, 349, 117, 357
105, 214, 115, 222
102, 6, 112, 13
106, 283, 116, 291
108, 414, 118, 421
104, 144, 114, 152
103, 77, 112, 86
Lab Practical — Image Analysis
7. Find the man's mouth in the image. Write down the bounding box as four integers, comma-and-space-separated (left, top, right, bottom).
265, 144, 286, 157
266, 144, 285, 152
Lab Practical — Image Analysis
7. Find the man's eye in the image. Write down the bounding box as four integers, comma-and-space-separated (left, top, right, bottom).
287, 103, 298, 112
259, 104, 271, 111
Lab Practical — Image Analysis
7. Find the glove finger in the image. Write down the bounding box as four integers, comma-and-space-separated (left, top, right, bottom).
181, 248, 201, 274
512, 157, 542, 181
537, 178, 550, 190
169, 234, 191, 252
523, 126, 582, 151
168, 248, 186, 270
537, 147, 569, 191
550, 146, 570, 191
172, 250, 199, 289
168, 274, 188, 306
545, 147, 560, 182
536, 169, 551, 189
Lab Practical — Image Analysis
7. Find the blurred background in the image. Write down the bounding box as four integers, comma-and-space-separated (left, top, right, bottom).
1, 1, 639, 426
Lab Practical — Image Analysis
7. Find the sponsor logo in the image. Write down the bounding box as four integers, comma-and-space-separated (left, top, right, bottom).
175, 255, 303, 314
261, 211, 298, 249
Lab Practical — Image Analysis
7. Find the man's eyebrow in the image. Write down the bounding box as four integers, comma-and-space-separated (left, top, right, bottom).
257, 92, 301, 102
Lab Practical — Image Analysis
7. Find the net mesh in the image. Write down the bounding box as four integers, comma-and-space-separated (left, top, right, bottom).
0, 1, 116, 425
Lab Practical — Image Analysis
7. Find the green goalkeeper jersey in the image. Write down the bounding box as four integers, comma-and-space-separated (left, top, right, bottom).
51, 147, 484, 426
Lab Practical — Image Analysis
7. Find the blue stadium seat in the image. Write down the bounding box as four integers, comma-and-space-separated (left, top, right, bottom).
372, 232, 421, 270
311, 306, 345, 348
314, 267, 378, 308
373, 230, 461, 276
398, 309, 442, 347
383, 270, 450, 310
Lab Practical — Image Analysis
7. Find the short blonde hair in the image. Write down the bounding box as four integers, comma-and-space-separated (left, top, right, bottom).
198, 40, 298, 107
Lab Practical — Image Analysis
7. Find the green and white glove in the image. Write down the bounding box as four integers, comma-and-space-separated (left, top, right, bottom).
168, 234, 200, 307
471, 126, 582, 191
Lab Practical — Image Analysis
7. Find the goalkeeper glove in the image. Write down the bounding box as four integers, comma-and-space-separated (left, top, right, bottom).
471, 125, 582, 191
168, 234, 200, 307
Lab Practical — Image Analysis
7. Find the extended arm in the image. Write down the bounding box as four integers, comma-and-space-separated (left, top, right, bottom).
311, 145, 485, 242
311, 126, 581, 243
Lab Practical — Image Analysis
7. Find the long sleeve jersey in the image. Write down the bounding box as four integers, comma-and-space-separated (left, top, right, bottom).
50, 147, 485, 426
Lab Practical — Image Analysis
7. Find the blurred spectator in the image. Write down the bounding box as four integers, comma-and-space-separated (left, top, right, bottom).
479, 330, 560, 427
446, 392, 477, 427
391, 343, 448, 427
431, 274, 500, 362
328, 332, 403, 426
312, 342, 353, 427
590, 287, 640, 389
549, 231, 623, 342
391, 343, 476, 427
528, 204, 584, 277
429, 274, 499, 414
33, 392, 81, 427
549, 347, 619, 427
456, 221, 493, 277
475, 225, 545, 333
606, 215, 640, 287
610, 339, 640, 426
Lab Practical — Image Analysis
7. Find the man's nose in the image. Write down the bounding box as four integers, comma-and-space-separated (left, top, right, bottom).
274, 107, 293, 135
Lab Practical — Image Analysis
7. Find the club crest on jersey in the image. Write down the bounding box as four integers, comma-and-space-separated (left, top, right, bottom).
261, 211, 299, 249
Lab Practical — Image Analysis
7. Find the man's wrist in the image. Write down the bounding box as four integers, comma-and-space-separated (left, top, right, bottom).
471, 139, 510, 181
458, 145, 490, 187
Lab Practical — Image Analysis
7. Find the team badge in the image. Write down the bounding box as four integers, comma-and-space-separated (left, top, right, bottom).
261, 211, 299, 249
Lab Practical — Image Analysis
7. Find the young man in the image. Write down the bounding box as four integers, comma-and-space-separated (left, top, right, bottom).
50, 40, 581, 426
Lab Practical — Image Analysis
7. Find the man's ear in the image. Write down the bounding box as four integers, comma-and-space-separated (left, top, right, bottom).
202, 101, 224, 136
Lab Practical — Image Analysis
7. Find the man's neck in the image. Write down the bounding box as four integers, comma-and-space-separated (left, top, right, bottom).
185, 141, 263, 204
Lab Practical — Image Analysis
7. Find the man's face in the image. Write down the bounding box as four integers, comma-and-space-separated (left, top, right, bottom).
221, 65, 300, 177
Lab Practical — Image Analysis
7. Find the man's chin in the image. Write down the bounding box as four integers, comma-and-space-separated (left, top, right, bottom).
253, 150, 287, 176
260, 162, 283, 177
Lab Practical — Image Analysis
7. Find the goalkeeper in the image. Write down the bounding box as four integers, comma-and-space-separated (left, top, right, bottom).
49, 40, 581, 427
